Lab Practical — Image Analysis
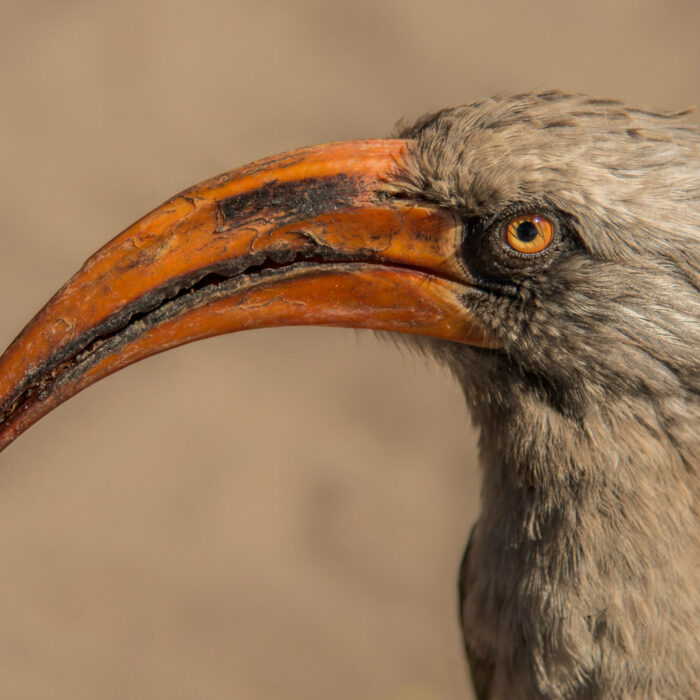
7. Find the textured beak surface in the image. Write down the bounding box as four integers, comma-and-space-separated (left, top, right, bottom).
0, 139, 494, 451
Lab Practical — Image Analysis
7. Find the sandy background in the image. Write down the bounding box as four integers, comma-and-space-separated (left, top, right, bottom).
0, 1, 698, 698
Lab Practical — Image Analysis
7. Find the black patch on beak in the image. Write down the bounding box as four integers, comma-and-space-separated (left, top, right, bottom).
219, 174, 362, 229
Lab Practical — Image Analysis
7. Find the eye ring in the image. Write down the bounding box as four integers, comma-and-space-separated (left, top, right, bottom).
503, 214, 555, 254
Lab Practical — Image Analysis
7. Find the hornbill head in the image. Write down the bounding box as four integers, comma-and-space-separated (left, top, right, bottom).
0, 91, 698, 696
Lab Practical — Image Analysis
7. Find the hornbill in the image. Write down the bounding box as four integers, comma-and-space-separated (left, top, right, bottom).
0, 91, 698, 699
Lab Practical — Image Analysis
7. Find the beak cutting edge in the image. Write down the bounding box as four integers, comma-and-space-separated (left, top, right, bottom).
0, 139, 496, 451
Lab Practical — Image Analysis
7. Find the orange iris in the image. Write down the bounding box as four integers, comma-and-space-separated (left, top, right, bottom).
504, 214, 554, 254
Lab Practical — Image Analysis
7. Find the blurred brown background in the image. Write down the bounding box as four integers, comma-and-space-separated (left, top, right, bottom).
0, 1, 698, 698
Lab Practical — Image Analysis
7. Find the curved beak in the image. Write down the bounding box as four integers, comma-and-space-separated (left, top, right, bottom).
0, 139, 495, 452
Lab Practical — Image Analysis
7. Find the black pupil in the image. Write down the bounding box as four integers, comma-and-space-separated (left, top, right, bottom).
515, 220, 538, 242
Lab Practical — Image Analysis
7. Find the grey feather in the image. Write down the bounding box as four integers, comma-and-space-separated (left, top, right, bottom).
392, 92, 700, 698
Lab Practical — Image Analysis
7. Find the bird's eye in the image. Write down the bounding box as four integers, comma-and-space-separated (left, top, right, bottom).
503, 214, 554, 254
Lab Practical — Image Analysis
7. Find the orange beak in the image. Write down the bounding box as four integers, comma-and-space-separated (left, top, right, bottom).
0, 139, 496, 452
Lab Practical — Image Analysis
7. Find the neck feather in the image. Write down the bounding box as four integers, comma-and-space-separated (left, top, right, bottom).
461, 374, 699, 696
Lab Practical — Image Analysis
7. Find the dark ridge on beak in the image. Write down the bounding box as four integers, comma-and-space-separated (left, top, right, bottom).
219, 174, 360, 223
